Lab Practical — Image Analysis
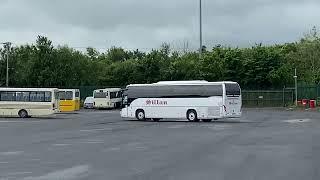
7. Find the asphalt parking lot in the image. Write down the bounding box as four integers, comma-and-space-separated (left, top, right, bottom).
0, 108, 319, 180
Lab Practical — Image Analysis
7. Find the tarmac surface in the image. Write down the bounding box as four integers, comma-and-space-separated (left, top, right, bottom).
0, 108, 318, 180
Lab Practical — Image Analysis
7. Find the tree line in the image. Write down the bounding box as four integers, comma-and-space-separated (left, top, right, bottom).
1, 28, 320, 89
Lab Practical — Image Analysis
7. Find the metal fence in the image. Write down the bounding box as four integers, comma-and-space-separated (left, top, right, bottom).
242, 85, 320, 107
298, 85, 320, 100
242, 89, 294, 107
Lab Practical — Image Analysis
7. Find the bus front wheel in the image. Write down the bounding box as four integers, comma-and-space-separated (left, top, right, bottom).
136, 109, 145, 121
18, 110, 29, 118
187, 110, 198, 122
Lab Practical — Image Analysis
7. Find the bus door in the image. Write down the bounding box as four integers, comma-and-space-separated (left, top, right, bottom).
75, 90, 80, 110
224, 83, 242, 116
59, 90, 75, 112
121, 93, 129, 117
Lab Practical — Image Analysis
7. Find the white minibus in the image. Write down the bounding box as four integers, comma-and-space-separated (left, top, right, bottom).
121, 81, 241, 122
93, 88, 122, 109
0, 88, 59, 118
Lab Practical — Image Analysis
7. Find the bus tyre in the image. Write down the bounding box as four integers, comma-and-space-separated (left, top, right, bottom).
136, 109, 145, 121
187, 110, 198, 122
18, 110, 28, 118
202, 119, 212, 122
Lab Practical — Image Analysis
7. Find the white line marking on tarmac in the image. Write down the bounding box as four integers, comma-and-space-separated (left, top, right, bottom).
167, 125, 187, 129
6, 171, 33, 176
79, 141, 104, 144
84, 111, 119, 114
0, 121, 42, 123
284, 119, 311, 123
0, 161, 9, 164
134, 146, 148, 150
22, 165, 90, 180
52, 144, 72, 146
103, 147, 121, 152
79, 128, 111, 132
0, 151, 24, 156
27, 159, 41, 162
200, 124, 230, 130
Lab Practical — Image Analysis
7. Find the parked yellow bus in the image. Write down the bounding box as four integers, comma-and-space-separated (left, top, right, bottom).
59, 89, 80, 112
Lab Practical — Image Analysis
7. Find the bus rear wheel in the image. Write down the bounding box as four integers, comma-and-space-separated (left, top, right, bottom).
136, 109, 145, 121
18, 110, 29, 118
187, 110, 198, 122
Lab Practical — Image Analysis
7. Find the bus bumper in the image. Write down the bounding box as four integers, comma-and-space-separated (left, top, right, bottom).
120, 108, 128, 118
223, 112, 242, 118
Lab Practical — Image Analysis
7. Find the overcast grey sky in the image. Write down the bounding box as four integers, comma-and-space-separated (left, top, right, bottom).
0, 0, 319, 51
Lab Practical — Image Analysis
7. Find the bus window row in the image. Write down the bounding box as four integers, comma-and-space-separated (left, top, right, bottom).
0, 91, 52, 102
110, 91, 122, 99
59, 91, 73, 100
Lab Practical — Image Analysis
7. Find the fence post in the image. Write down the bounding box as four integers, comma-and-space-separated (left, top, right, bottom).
316, 84, 319, 101
294, 68, 298, 106
283, 86, 285, 107
291, 89, 293, 106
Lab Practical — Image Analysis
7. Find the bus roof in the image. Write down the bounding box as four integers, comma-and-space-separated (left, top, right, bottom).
154, 80, 208, 84
127, 81, 238, 87
59, 89, 80, 92
0, 88, 58, 91
94, 88, 121, 92
125, 83, 224, 98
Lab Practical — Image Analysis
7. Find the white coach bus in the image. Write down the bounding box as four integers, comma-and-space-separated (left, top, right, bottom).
120, 81, 241, 122
93, 88, 122, 109
0, 88, 60, 118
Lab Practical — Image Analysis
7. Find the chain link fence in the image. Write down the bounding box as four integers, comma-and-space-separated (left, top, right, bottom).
242, 89, 295, 107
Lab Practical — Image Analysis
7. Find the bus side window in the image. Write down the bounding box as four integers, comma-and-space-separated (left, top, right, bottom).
117, 91, 122, 98
16, 92, 30, 102
36, 92, 45, 102
59, 91, 66, 100
7, 92, 15, 101
65, 91, 73, 100
30, 92, 37, 102
44, 92, 52, 102
110, 92, 119, 99
1, 92, 9, 101
75, 91, 80, 98
0, 92, 6, 101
